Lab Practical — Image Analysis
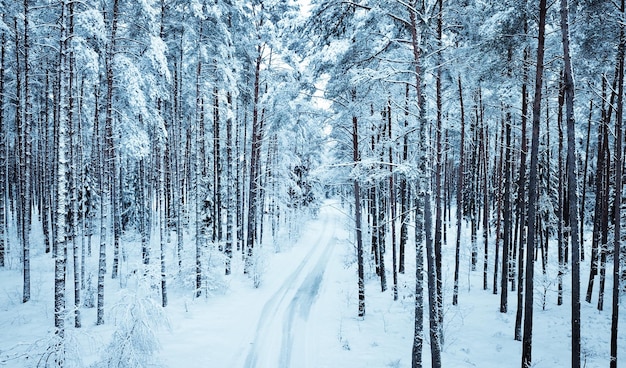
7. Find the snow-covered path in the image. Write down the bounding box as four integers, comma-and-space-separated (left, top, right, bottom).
242, 206, 337, 368
156, 202, 342, 368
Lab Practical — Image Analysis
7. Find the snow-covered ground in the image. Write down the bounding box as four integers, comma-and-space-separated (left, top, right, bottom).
0, 200, 624, 367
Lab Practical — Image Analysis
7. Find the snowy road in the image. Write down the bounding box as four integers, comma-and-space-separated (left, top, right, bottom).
242, 208, 337, 368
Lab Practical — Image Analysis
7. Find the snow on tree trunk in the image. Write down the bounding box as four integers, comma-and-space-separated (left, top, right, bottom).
610, 2, 625, 366
0, 14, 5, 269
351, 98, 365, 318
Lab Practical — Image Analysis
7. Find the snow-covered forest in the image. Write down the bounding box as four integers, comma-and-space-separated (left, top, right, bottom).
0, 0, 625, 367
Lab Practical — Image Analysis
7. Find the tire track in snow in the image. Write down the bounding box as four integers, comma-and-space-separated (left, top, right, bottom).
243, 209, 336, 368
279, 236, 335, 368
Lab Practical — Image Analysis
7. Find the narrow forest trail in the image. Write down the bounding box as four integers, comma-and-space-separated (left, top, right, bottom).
241, 205, 338, 368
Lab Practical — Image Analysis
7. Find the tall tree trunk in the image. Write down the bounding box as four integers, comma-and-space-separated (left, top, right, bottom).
409, 1, 442, 365
610, 2, 625, 366
502, 117, 512, 314
514, 21, 530, 342
522, 0, 548, 365
246, 47, 264, 280
579, 100, 593, 261
195, 45, 204, 296
493, 117, 505, 295
453, 75, 466, 306
67, 0, 81, 329
560, 0, 581, 364
225, 92, 234, 275
399, 84, 410, 275
480, 95, 489, 291
21, 0, 33, 305
412, 185, 424, 368
388, 100, 398, 301
557, 82, 565, 307
213, 86, 222, 247
55, 0, 70, 360
0, 13, 5, 268
159, 144, 168, 307
434, 0, 444, 328
352, 90, 365, 318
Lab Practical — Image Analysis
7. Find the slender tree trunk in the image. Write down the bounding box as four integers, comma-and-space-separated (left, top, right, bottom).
159, 145, 168, 307
481, 99, 489, 291
21, 0, 33, 305
493, 117, 505, 295
579, 100, 593, 261
352, 90, 365, 318
0, 14, 5, 269
514, 22, 530, 341
213, 86, 222, 247
388, 100, 398, 300
522, 0, 548, 365
400, 84, 410, 275
67, 0, 81, 329
106, 0, 120, 283
557, 83, 565, 306
560, 0, 581, 363
55, 1, 70, 360
610, 2, 624, 366
412, 187, 424, 368
195, 45, 204, 296
246, 47, 264, 280
225, 92, 234, 275
502, 117, 512, 314
453, 75, 465, 306
434, 0, 444, 328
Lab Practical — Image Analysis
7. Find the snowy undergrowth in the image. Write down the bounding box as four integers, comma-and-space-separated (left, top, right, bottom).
1, 201, 624, 367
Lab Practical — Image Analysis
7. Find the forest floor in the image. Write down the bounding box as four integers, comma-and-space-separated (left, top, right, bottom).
0, 199, 625, 367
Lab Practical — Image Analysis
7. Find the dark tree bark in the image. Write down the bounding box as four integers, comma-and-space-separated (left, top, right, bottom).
20, 0, 33, 305
453, 75, 466, 306
434, 0, 444, 325
514, 23, 530, 342
352, 90, 365, 318
557, 82, 565, 307
98, 0, 121, 326
399, 84, 410, 275
493, 116, 505, 295
502, 118, 512, 314
610, 2, 625, 366
213, 86, 222, 247
245, 46, 264, 281
560, 0, 581, 364
412, 186, 424, 368
522, 0, 548, 365
388, 100, 398, 300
